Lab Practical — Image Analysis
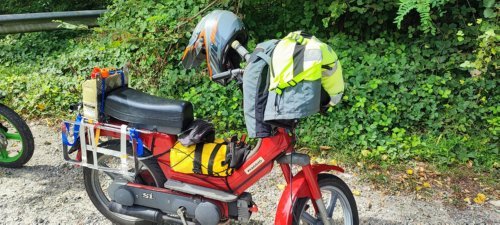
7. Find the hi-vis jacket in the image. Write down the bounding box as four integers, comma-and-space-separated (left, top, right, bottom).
269, 31, 344, 106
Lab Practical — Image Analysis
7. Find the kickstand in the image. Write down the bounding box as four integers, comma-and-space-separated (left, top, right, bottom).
177, 207, 188, 225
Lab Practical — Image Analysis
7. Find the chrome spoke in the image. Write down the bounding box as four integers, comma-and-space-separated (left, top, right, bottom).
327, 192, 338, 217
296, 177, 356, 225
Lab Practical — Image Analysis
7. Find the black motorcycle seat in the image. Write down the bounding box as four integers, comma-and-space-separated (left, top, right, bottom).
104, 87, 194, 134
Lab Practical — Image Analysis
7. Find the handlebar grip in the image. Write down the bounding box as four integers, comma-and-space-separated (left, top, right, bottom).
212, 69, 245, 81
212, 70, 232, 81
231, 40, 251, 62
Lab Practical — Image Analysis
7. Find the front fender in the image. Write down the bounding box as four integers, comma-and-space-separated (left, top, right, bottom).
274, 164, 344, 225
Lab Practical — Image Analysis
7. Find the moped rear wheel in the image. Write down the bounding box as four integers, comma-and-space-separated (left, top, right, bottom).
83, 140, 167, 225
0, 103, 34, 168
292, 174, 359, 225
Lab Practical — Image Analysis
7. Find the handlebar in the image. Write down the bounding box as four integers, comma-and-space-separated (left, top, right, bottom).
212, 69, 244, 81
231, 40, 251, 62
210, 41, 249, 83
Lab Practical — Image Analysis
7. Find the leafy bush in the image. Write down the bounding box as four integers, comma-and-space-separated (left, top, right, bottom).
0, 0, 109, 14
0, 0, 498, 170
297, 34, 498, 168
0, 67, 83, 118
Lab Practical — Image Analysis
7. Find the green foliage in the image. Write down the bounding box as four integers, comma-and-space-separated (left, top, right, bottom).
0, 0, 109, 14
297, 34, 498, 168
182, 80, 245, 137
0, 68, 83, 118
242, 0, 401, 40
395, 0, 449, 35
0, 0, 498, 170
459, 2, 499, 74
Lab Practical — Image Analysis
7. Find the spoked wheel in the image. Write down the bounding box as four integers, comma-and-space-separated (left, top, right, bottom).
83, 140, 167, 225
0, 103, 34, 168
293, 174, 359, 225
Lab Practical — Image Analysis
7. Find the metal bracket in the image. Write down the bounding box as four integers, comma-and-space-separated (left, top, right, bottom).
61, 119, 152, 177
177, 207, 188, 225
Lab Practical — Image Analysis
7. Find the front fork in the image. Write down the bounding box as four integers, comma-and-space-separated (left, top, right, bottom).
278, 153, 332, 225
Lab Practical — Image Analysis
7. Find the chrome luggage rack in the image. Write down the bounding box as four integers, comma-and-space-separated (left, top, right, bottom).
61, 118, 150, 177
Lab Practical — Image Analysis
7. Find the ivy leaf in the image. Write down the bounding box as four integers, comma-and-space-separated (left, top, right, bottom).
456, 30, 464, 42
322, 18, 330, 28
483, 0, 495, 8
483, 9, 496, 18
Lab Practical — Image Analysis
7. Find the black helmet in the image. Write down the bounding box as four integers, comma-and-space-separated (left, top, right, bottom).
182, 10, 248, 79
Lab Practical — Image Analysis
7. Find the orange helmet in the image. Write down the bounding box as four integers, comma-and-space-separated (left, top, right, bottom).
182, 10, 248, 78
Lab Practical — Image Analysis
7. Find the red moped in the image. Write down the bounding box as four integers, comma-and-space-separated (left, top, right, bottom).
62, 10, 358, 225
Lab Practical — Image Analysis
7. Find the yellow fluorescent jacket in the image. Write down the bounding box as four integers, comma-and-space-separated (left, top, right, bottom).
270, 31, 344, 106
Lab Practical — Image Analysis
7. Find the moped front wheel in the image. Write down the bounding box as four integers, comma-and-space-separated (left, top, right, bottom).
292, 174, 359, 225
0, 103, 34, 168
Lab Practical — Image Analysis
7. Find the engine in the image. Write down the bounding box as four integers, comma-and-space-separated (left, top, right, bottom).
108, 180, 256, 224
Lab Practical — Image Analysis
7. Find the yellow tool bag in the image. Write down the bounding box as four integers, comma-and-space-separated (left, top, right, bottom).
170, 139, 232, 177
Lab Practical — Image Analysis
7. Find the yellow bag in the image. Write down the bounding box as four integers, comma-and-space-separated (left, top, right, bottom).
170, 139, 231, 177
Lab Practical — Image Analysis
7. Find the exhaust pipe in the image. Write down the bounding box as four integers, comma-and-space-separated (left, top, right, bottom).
108, 202, 191, 224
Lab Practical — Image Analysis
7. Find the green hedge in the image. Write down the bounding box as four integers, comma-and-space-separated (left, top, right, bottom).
0, 0, 498, 169
0, 0, 109, 14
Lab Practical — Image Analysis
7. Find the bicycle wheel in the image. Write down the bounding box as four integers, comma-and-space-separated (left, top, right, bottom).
0, 103, 34, 168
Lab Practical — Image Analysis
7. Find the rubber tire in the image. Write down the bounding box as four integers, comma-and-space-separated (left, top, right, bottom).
0, 103, 34, 168
83, 140, 167, 225
292, 174, 359, 225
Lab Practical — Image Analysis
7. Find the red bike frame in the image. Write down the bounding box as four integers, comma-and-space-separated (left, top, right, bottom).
97, 122, 344, 224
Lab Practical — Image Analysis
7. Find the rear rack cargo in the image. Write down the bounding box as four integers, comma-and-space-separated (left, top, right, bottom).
62, 119, 150, 177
